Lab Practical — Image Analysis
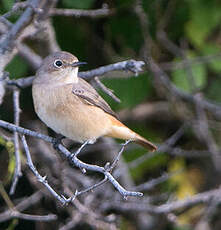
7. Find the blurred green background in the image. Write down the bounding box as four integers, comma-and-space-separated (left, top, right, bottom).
1, 0, 221, 229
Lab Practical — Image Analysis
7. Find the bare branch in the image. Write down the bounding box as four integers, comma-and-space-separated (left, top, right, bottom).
0, 0, 41, 53
0, 119, 53, 142
7, 76, 35, 88
160, 53, 221, 71
75, 178, 108, 197
101, 187, 221, 214
18, 44, 42, 70
149, 60, 221, 118
21, 135, 72, 205
2, 1, 42, 19
108, 140, 131, 172
6, 59, 145, 88
134, 172, 175, 192
0, 74, 5, 105
194, 94, 221, 171
79, 59, 145, 80
10, 89, 22, 195
59, 143, 143, 199
3, 210, 57, 222
93, 77, 121, 103
0, 120, 143, 200
0, 191, 45, 222
50, 6, 114, 18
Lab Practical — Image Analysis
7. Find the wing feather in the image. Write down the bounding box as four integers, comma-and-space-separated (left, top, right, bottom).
72, 78, 118, 118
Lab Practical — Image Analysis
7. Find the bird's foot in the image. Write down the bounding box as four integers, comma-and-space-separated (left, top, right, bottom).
69, 140, 89, 161
52, 135, 65, 151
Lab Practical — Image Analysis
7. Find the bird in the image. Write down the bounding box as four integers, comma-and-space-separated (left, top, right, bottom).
32, 51, 157, 152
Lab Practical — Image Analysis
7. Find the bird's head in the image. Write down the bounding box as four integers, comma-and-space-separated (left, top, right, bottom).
34, 51, 86, 84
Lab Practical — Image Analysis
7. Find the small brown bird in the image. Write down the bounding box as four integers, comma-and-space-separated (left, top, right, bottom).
32, 51, 157, 151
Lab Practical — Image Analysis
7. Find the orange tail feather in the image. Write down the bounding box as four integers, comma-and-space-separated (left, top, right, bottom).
134, 134, 157, 152
107, 115, 157, 151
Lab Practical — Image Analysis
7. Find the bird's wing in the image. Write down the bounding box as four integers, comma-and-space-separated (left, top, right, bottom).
72, 78, 118, 118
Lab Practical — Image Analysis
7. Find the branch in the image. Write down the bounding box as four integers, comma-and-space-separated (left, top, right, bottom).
79, 59, 145, 80
10, 89, 22, 195
0, 119, 53, 142
7, 76, 35, 88
0, 120, 143, 201
2, 2, 42, 19
93, 77, 121, 103
1, 210, 56, 222
59, 142, 143, 199
0, 190, 47, 222
194, 94, 221, 171
160, 53, 221, 71
0, 74, 5, 105
18, 44, 42, 70
21, 135, 71, 205
0, 0, 41, 53
71, 140, 131, 198
101, 187, 221, 214
50, 6, 114, 18
149, 60, 221, 118
6, 59, 145, 88
134, 172, 175, 192
134, 0, 221, 120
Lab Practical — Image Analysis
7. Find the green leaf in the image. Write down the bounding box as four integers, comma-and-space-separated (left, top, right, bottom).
201, 44, 221, 73
186, 0, 221, 47
5, 55, 28, 79
2, 0, 13, 11
130, 152, 168, 180
207, 79, 221, 103
172, 52, 207, 93
101, 73, 153, 111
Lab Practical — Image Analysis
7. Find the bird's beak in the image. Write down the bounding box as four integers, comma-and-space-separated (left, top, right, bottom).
70, 61, 87, 67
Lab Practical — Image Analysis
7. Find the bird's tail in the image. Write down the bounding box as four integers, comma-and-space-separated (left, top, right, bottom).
107, 116, 157, 152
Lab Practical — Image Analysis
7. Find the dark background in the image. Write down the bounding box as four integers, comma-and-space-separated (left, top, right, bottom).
0, 0, 221, 229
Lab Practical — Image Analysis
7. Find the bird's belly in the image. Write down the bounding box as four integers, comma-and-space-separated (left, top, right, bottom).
32, 85, 111, 142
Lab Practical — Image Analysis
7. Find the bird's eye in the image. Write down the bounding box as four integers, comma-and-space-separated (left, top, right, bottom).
54, 59, 63, 68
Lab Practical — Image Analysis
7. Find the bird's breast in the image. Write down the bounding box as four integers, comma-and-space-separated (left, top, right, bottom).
32, 83, 112, 142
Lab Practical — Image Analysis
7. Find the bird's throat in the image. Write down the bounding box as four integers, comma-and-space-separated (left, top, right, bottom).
63, 68, 79, 84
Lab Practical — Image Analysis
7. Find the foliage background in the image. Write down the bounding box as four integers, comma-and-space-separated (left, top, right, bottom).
0, 0, 221, 229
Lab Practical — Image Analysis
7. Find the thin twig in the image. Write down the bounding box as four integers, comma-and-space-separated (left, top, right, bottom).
134, 172, 176, 192
0, 0, 41, 53
6, 59, 145, 88
0, 190, 46, 222
128, 125, 186, 168
149, 60, 221, 118
0, 120, 143, 201
157, 30, 197, 92
4, 210, 57, 222
0, 119, 53, 142
194, 94, 221, 171
50, 6, 114, 18
101, 186, 221, 214
160, 53, 221, 71
93, 77, 121, 103
0, 182, 14, 209
108, 140, 131, 172
78, 59, 145, 80
18, 44, 42, 70
71, 140, 131, 197
75, 177, 108, 197
21, 135, 72, 205
59, 144, 143, 199
10, 89, 22, 195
